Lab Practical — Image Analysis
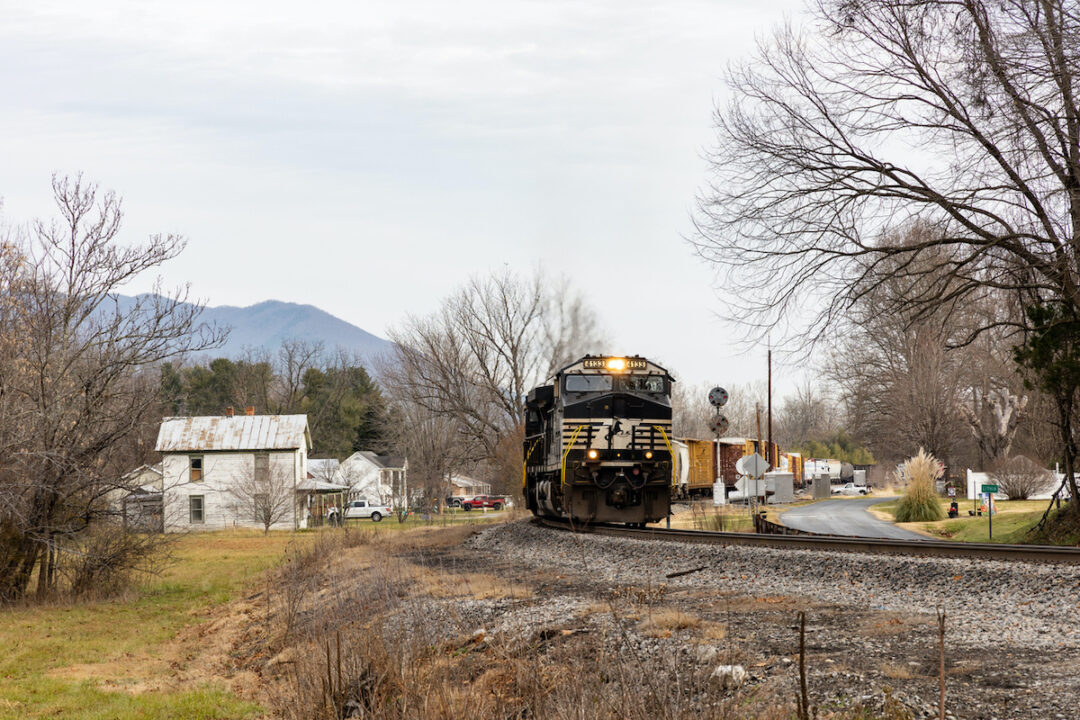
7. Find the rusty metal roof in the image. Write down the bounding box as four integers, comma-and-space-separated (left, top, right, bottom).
155, 415, 311, 452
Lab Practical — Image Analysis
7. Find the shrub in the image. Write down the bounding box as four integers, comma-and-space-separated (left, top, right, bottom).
992, 455, 1054, 500
894, 448, 945, 523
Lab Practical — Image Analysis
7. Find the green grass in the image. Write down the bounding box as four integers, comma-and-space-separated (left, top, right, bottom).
0, 530, 297, 720
0, 677, 260, 720
874, 497, 1053, 543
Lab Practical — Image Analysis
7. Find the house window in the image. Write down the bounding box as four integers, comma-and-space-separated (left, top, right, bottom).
254, 493, 269, 522
190, 456, 203, 482
254, 453, 269, 484
189, 495, 204, 524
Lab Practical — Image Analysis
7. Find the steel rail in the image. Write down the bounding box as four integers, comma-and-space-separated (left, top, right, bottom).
535, 517, 1080, 563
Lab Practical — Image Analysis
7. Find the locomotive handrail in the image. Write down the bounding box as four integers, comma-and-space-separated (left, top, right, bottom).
522, 436, 542, 492
560, 425, 587, 488
653, 425, 677, 488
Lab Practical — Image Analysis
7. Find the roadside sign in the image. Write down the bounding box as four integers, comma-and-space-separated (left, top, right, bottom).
947, 487, 956, 497
980, 485, 998, 538
739, 452, 769, 479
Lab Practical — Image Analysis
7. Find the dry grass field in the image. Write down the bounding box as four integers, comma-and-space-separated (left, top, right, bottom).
0, 516, 508, 720
0, 530, 293, 719
7, 511, 1064, 719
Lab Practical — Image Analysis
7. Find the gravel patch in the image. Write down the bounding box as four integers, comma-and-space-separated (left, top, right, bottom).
470, 521, 1080, 650
459, 519, 1080, 719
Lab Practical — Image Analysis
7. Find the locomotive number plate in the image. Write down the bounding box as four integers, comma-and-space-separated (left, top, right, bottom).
583, 358, 648, 370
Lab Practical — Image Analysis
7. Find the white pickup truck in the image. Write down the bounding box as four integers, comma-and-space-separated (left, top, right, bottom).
833, 482, 870, 496
327, 499, 392, 523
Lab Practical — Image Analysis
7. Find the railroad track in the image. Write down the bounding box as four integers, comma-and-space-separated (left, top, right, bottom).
535, 517, 1080, 563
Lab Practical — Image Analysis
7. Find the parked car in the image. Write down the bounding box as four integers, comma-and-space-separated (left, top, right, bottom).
445, 496, 463, 508
461, 495, 505, 511
327, 499, 392, 523
837, 482, 870, 496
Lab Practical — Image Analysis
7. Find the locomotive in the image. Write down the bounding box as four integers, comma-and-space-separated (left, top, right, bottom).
523, 355, 675, 525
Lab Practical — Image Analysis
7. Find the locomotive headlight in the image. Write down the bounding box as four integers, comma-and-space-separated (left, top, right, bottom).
606, 357, 627, 371
587, 449, 599, 460
645, 451, 653, 459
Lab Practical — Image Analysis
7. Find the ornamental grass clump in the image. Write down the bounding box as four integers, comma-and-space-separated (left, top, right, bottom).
894, 448, 945, 523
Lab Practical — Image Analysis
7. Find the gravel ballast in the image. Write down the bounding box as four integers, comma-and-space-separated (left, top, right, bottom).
470, 521, 1080, 650
461, 520, 1080, 719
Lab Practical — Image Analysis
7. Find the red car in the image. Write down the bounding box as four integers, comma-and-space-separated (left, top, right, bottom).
461, 495, 505, 511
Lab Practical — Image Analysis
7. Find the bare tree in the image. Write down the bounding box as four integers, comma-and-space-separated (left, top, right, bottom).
951, 291, 1031, 467
694, 0, 1080, 510
959, 389, 1029, 465
375, 387, 465, 507
696, 1, 1080, 343
723, 381, 770, 440
541, 275, 609, 376
992, 455, 1055, 501
827, 247, 969, 465
0, 174, 223, 602
226, 456, 296, 534
671, 381, 719, 438
774, 379, 836, 449
277, 339, 324, 412
385, 269, 546, 463
383, 270, 605, 495
235, 346, 276, 413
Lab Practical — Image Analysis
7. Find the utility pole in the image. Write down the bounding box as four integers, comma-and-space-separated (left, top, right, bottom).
767, 347, 773, 468
755, 403, 762, 453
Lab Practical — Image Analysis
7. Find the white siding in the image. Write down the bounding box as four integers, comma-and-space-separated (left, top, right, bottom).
162, 450, 300, 532
334, 453, 392, 503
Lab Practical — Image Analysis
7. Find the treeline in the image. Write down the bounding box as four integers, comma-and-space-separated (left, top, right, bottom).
159, 341, 389, 459
379, 270, 606, 502
673, 381, 876, 466
676, 237, 1065, 479
692, 0, 1080, 519
0, 175, 223, 603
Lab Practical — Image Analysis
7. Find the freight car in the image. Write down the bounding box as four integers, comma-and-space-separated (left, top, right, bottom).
673, 437, 803, 500
673, 438, 718, 498
524, 355, 675, 525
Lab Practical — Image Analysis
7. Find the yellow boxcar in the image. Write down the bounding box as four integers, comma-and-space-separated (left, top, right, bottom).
684, 438, 717, 494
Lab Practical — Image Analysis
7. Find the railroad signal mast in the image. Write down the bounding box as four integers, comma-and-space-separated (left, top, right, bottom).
708, 387, 730, 505
708, 386, 729, 434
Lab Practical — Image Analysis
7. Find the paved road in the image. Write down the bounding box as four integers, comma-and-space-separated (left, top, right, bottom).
780, 497, 927, 540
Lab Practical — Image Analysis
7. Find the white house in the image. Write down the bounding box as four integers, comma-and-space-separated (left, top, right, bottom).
966, 463, 1063, 501
448, 474, 491, 499
333, 451, 409, 507
156, 413, 312, 532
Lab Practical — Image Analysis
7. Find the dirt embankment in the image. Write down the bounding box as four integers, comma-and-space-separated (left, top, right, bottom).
198, 521, 1080, 720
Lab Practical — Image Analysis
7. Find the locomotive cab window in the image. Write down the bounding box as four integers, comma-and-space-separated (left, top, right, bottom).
616, 375, 666, 394
525, 408, 543, 434
564, 374, 613, 393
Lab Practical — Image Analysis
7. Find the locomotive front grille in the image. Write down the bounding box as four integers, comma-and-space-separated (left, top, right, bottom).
560, 420, 672, 451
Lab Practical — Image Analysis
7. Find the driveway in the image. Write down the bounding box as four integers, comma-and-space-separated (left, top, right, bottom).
779, 497, 926, 540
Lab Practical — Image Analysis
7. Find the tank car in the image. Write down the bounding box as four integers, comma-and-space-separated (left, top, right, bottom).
523, 355, 675, 525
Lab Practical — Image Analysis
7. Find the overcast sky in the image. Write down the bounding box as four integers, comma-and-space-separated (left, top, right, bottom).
0, 0, 808, 398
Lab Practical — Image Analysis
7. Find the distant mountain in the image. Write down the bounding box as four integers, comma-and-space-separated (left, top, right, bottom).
115, 295, 395, 369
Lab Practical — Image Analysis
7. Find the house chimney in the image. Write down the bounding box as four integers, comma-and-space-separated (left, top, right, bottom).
245, 406, 255, 416
225, 406, 234, 417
